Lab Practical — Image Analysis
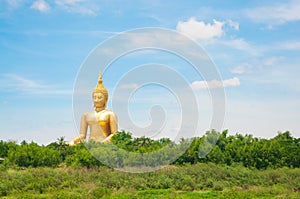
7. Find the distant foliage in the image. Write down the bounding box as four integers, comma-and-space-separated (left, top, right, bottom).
6, 141, 61, 167
111, 131, 172, 152
176, 130, 300, 169
0, 130, 299, 169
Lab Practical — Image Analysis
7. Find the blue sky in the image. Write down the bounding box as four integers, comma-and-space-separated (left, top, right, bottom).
1, 0, 300, 144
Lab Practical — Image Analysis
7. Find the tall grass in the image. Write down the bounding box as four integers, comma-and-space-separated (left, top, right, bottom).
0, 163, 299, 198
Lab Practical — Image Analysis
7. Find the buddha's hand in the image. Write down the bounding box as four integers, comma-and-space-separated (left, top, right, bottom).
69, 140, 75, 146
101, 137, 111, 144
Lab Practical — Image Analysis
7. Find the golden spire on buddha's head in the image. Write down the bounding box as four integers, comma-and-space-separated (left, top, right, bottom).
93, 72, 108, 100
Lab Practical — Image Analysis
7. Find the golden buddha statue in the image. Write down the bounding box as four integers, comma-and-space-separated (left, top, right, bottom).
69, 73, 118, 145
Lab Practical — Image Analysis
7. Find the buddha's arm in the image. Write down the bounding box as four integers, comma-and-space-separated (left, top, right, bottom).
69, 114, 88, 145
110, 112, 118, 134
102, 113, 118, 143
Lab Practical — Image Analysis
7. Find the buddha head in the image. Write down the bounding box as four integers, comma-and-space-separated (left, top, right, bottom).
93, 73, 108, 109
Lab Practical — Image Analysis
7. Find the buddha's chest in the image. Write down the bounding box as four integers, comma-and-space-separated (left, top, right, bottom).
86, 111, 109, 126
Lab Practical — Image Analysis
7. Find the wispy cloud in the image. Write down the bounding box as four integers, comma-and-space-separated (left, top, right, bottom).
231, 56, 283, 75
275, 41, 300, 51
6, 0, 23, 8
0, 73, 72, 95
6, 0, 99, 15
216, 38, 260, 55
227, 20, 239, 30
245, 0, 300, 24
30, 0, 51, 13
191, 77, 240, 90
119, 83, 139, 90
55, 0, 99, 16
263, 56, 283, 66
3, 73, 44, 89
231, 63, 253, 75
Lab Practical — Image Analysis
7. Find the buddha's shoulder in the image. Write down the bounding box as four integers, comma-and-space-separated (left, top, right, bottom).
83, 109, 115, 115
83, 110, 95, 115
103, 109, 116, 116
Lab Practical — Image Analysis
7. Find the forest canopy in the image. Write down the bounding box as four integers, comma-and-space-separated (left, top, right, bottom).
0, 130, 299, 170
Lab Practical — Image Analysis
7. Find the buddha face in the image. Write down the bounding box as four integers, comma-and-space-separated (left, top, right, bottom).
93, 92, 107, 108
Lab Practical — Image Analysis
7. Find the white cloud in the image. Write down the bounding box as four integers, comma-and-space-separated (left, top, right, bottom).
191, 77, 240, 90
176, 18, 225, 40
175, 19, 257, 55
30, 0, 50, 13
245, 0, 300, 24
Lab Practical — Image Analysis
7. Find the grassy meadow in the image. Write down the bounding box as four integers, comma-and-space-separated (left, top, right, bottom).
1, 163, 300, 198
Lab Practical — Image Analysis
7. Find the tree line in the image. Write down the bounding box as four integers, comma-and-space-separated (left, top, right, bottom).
0, 130, 299, 169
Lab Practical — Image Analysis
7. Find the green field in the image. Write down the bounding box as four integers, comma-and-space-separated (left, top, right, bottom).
1, 163, 300, 198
